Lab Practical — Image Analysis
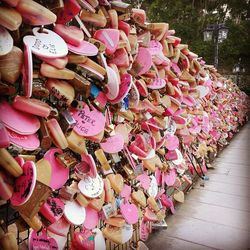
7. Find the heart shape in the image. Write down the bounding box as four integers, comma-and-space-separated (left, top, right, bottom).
129, 82, 140, 108
56, 0, 81, 24
120, 201, 139, 224
39, 197, 65, 224
148, 40, 163, 56
107, 174, 124, 194
7, 128, 40, 151
108, 48, 130, 68
73, 230, 95, 250
131, 190, 146, 207
0, 46, 23, 84
100, 133, 124, 153
10, 161, 36, 206
105, 66, 119, 100
72, 104, 105, 137
44, 148, 69, 190
135, 79, 148, 97
0, 26, 13, 56
84, 207, 99, 230
67, 40, 98, 56
109, 73, 133, 104
93, 228, 106, 250
94, 29, 120, 55
54, 24, 83, 46
47, 217, 70, 237
172, 149, 184, 165
148, 175, 158, 198
120, 184, 132, 202
139, 219, 150, 241
136, 173, 150, 190
164, 169, 177, 186
160, 194, 175, 214
78, 175, 104, 198
103, 224, 133, 244
173, 191, 185, 203
64, 200, 86, 225
29, 229, 58, 250
23, 28, 68, 58
165, 135, 179, 150
144, 207, 158, 222
133, 47, 152, 75
147, 78, 166, 89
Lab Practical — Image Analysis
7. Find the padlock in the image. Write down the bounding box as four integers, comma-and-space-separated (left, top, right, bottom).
68, 73, 91, 97
55, 150, 78, 169
14, 180, 52, 219
66, 130, 87, 155
59, 110, 76, 134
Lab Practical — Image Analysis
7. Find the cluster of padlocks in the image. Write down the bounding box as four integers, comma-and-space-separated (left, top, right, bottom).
0, 0, 249, 249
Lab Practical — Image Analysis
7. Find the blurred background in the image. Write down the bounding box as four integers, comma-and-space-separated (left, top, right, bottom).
126, 0, 250, 94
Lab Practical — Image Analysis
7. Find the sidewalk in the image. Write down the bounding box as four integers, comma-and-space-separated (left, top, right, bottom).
147, 123, 250, 250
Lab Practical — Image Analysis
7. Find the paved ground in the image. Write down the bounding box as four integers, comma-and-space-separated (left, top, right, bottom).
147, 122, 250, 250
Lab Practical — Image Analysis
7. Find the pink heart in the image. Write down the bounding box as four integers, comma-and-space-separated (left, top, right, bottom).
136, 173, 150, 190
147, 78, 166, 90
134, 47, 152, 75
165, 135, 179, 151
155, 167, 162, 186
165, 150, 178, 161
47, 217, 70, 237
39, 197, 65, 224
160, 194, 175, 214
54, 24, 83, 46
72, 230, 95, 250
84, 207, 99, 230
109, 74, 133, 104
94, 29, 120, 55
44, 148, 69, 190
67, 40, 98, 56
164, 169, 176, 186
72, 104, 105, 137
7, 128, 40, 151
140, 218, 150, 241
29, 229, 58, 250
100, 133, 124, 153
120, 184, 132, 202
120, 201, 139, 224
11, 161, 36, 206
144, 207, 158, 222
148, 40, 163, 56
0, 101, 40, 135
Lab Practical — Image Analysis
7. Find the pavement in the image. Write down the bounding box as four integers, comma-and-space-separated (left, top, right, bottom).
147, 122, 250, 250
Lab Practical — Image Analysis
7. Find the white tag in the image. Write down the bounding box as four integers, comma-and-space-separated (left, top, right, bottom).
144, 112, 152, 120
0, 26, 13, 56
78, 175, 104, 198
102, 203, 115, 219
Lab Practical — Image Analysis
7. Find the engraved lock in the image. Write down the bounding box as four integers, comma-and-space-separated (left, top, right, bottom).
59, 185, 79, 201
59, 110, 76, 134
32, 78, 50, 98
55, 151, 78, 169
39, 118, 52, 150
68, 73, 91, 97
14, 181, 52, 219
